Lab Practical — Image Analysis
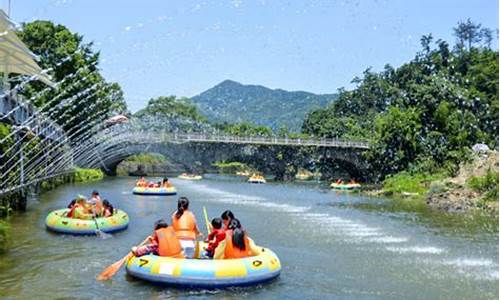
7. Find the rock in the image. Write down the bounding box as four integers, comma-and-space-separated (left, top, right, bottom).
472, 143, 490, 153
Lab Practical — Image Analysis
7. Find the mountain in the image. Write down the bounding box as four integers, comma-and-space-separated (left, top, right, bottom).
190, 80, 337, 132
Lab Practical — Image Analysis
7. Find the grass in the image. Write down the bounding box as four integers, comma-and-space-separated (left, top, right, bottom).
382, 171, 446, 198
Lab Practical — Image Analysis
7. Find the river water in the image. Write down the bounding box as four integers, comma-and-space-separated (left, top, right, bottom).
0, 176, 498, 299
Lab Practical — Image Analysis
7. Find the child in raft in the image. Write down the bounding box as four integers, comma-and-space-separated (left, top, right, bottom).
202, 218, 226, 258
171, 197, 203, 258
132, 219, 184, 258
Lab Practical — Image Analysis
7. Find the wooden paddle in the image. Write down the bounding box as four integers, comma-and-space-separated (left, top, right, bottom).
93, 216, 111, 239
96, 237, 149, 281
202, 206, 212, 235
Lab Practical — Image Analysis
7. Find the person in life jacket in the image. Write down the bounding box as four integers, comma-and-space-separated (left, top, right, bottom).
162, 178, 173, 188
171, 197, 202, 258
68, 197, 93, 220
66, 198, 77, 218
102, 199, 114, 217
214, 218, 260, 259
136, 177, 147, 187
221, 210, 235, 231
203, 217, 226, 258
132, 219, 183, 258
87, 190, 103, 217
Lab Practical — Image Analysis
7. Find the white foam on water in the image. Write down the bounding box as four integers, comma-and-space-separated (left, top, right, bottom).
342, 230, 383, 237
194, 184, 310, 213
192, 183, 498, 282
487, 270, 499, 280
363, 236, 409, 243
444, 258, 496, 267
386, 246, 445, 254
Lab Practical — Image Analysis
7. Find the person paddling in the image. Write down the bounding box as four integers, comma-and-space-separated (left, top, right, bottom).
214, 219, 260, 259
88, 190, 103, 217
171, 197, 202, 258
132, 219, 184, 258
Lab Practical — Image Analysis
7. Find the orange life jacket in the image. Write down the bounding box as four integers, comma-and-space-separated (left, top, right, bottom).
163, 181, 172, 188
224, 230, 252, 259
67, 206, 76, 218
171, 210, 197, 240
155, 227, 183, 258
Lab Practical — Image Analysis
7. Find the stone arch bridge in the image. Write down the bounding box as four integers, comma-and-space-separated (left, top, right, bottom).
77, 132, 371, 181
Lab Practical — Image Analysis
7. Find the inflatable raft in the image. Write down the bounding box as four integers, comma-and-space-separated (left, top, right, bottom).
330, 183, 361, 190
126, 246, 281, 288
132, 186, 177, 195
45, 209, 129, 235
248, 177, 266, 184
178, 174, 202, 180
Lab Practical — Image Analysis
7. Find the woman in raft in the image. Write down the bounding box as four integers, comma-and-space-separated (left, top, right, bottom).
171, 197, 203, 258
132, 219, 184, 258
214, 218, 260, 259
221, 210, 235, 231
162, 178, 173, 188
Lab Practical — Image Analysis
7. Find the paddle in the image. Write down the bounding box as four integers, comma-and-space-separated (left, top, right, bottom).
93, 214, 111, 239
96, 237, 149, 281
203, 206, 212, 235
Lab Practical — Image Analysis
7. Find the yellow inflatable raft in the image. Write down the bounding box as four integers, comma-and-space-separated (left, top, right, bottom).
132, 186, 177, 196
126, 246, 281, 288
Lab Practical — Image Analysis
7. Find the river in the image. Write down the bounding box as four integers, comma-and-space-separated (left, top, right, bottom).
0, 176, 498, 299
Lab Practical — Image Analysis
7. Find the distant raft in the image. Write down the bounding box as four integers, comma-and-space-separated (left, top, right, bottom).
45, 209, 129, 235
126, 246, 281, 288
330, 182, 361, 190
132, 186, 177, 196
248, 176, 266, 184
177, 174, 203, 180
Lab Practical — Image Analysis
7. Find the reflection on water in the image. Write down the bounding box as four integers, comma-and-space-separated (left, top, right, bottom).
0, 176, 497, 299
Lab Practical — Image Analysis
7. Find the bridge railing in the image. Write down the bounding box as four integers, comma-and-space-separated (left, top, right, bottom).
168, 133, 370, 149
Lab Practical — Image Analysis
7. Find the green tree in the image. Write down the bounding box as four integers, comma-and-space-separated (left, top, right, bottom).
135, 96, 205, 122
18, 21, 127, 139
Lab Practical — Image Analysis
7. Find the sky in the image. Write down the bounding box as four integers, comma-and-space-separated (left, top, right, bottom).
4, 0, 499, 112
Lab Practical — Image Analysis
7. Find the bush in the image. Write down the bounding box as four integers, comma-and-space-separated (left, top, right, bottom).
0, 220, 10, 253
212, 161, 253, 174
124, 153, 166, 164
467, 169, 499, 201
74, 168, 104, 183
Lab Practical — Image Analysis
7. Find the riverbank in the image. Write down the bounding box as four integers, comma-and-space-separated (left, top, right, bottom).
0, 167, 104, 251
364, 151, 499, 215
